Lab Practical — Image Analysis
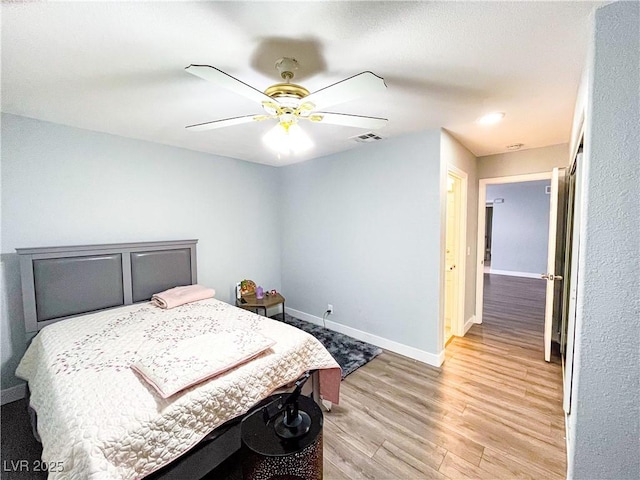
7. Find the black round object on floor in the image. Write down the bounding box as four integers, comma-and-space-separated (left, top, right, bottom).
241, 394, 323, 480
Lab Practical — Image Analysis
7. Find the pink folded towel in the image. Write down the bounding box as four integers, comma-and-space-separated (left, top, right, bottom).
132, 331, 275, 398
151, 285, 215, 309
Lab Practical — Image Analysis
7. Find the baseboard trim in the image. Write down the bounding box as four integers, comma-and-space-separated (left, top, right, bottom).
285, 307, 444, 367
488, 269, 542, 279
464, 315, 476, 334
1, 383, 26, 406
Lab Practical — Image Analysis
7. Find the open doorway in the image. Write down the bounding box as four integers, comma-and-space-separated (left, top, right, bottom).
475, 172, 564, 362
484, 180, 551, 278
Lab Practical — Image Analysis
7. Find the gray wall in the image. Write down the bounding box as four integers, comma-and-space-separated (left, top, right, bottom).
280, 131, 443, 355
441, 130, 478, 323
568, 2, 640, 478
486, 181, 550, 275
1, 113, 282, 390
478, 143, 569, 179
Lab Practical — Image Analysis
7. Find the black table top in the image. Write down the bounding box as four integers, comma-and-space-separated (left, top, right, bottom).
241, 394, 323, 457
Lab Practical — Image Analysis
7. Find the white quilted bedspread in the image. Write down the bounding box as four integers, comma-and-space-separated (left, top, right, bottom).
16, 299, 340, 479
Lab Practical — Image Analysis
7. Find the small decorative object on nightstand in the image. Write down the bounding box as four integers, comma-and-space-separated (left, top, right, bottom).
240, 279, 256, 296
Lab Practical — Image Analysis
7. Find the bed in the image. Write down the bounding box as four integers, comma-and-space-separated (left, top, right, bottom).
15, 240, 341, 479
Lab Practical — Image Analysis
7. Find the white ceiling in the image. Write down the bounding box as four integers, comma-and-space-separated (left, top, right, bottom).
1, 1, 601, 166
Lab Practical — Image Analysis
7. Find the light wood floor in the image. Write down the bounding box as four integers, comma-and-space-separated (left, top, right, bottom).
323, 274, 566, 479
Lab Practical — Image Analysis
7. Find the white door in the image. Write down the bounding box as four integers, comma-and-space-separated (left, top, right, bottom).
444, 175, 459, 342
443, 168, 467, 344
543, 167, 567, 362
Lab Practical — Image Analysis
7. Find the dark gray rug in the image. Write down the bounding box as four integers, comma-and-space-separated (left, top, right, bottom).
274, 313, 383, 378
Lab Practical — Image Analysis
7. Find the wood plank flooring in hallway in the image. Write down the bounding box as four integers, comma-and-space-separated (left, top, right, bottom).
324, 274, 566, 479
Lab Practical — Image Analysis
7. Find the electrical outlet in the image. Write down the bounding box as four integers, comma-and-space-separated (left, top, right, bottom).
327, 304, 333, 314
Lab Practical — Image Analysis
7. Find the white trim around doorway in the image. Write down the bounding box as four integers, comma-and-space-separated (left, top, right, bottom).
475, 172, 552, 325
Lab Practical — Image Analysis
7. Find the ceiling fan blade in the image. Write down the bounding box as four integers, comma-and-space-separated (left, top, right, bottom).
185, 64, 275, 105
186, 114, 263, 132
300, 72, 387, 111
308, 112, 388, 129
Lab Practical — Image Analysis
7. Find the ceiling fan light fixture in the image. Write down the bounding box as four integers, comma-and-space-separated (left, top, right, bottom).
477, 112, 505, 125
263, 122, 313, 155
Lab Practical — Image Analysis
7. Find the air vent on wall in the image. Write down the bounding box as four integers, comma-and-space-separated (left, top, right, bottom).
351, 132, 384, 143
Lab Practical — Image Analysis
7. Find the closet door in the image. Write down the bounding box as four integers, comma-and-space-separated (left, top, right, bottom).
563, 152, 585, 414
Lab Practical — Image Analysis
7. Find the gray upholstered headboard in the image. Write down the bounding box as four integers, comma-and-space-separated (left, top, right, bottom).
16, 240, 198, 332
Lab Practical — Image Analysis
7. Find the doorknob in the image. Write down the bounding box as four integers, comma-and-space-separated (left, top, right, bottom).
541, 273, 563, 280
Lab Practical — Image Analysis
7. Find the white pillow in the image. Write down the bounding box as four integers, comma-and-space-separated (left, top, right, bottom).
132, 330, 275, 398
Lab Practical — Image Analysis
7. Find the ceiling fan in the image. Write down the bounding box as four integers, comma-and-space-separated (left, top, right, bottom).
184, 58, 388, 153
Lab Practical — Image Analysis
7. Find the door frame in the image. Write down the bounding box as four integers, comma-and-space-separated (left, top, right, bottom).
442, 165, 468, 347
475, 172, 552, 325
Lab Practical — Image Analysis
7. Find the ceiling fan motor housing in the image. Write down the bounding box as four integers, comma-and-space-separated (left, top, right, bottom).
264, 83, 309, 101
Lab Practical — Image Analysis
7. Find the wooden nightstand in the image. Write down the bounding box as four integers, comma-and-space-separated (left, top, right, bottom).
236, 293, 285, 318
